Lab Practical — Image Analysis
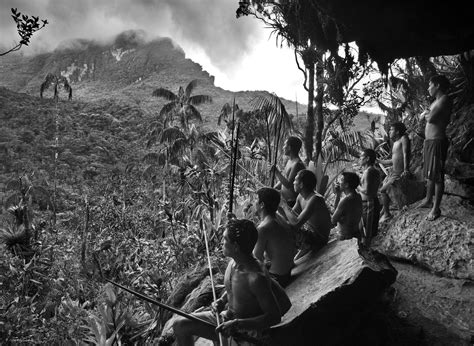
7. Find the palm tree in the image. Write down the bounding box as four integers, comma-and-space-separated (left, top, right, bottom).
152, 79, 212, 130
145, 80, 213, 180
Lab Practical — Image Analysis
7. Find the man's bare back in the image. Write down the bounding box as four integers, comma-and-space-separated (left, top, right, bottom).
295, 193, 331, 238
332, 192, 362, 238
391, 136, 408, 175
280, 158, 305, 203
255, 216, 295, 276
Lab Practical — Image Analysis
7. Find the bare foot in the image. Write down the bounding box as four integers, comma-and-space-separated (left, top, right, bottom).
379, 213, 393, 223
426, 208, 441, 221
416, 199, 433, 209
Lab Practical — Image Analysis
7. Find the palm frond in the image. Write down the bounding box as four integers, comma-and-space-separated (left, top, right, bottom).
142, 152, 161, 164
152, 88, 177, 100
184, 105, 203, 123
161, 127, 186, 144
218, 102, 239, 125
5, 179, 21, 192
322, 130, 371, 163
250, 93, 292, 132
170, 137, 188, 154
159, 102, 177, 118
185, 80, 199, 98
189, 94, 213, 106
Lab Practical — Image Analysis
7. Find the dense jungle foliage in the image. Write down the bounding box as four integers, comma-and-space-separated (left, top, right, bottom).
1, 47, 472, 344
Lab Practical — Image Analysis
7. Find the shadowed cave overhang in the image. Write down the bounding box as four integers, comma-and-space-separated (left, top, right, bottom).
291, 0, 474, 70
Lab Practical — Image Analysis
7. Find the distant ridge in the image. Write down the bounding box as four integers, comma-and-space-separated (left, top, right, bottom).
0, 30, 305, 129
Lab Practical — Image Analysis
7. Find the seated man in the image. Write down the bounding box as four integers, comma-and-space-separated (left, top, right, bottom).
332, 172, 363, 241
379, 122, 411, 221
271, 136, 306, 208
253, 187, 296, 288
173, 218, 290, 346
279, 170, 332, 261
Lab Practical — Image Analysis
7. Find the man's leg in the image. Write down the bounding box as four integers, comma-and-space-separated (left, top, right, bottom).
173, 313, 219, 346
417, 179, 434, 208
427, 180, 444, 220
379, 183, 392, 221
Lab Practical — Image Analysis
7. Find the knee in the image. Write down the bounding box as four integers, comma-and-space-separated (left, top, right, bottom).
173, 316, 189, 336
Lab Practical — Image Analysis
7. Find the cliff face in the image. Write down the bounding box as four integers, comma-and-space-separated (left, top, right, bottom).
0, 30, 303, 128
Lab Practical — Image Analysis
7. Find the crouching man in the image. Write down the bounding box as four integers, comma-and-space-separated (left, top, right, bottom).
173, 218, 290, 345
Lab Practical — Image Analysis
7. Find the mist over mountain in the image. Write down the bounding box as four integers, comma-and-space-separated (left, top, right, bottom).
0, 30, 304, 128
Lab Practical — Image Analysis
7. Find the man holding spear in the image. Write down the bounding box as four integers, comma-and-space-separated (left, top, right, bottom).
173, 218, 289, 345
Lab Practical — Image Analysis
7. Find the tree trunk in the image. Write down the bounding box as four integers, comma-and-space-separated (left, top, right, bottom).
314, 51, 325, 162
304, 64, 315, 164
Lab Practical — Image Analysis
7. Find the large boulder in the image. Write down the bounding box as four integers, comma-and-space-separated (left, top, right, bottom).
373, 195, 473, 280
158, 240, 399, 346
269, 239, 398, 345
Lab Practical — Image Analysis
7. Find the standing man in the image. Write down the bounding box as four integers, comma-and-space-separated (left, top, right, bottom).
279, 170, 332, 261
358, 149, 381, 245
271, 136, 306, 208
173, 219, 289, 345
417, 74, 452, 221
379, 122, 411, 221
253, 187, 296, 288
332, 172, 363, 241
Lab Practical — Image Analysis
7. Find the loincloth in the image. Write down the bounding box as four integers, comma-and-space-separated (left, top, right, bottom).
295, 223, 328, 252
361, 199, 380, 238
423, 138, 449, 182
338, 225, 362, 241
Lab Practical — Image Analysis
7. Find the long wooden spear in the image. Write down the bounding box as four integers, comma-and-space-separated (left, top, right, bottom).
270, 109, 285, 186
106, 279, 215, 327
229, 121, 240, 214
201, 222, 224, 346
105, 279, 263, 345
227, 98, 236, 214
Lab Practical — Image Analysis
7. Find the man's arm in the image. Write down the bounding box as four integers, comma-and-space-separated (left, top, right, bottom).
217, 273, 281, 333
358, 170, 369, 195
288, 196, 318, 229
426, 96, 451, 124
401, 135, 411, 174
358, 169, 379, 197
253, 228, 267, 261
331, 197, 347, 226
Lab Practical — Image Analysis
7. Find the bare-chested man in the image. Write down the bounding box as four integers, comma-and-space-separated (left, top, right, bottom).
173, 219, 290, 346
253, 187, 296, 288
379, 122, 411, 221
332, 172, 363, 241
358, 149, 381, 246
279, 169, 332, 261
271, 136, 306, 208
417, 74, 453, 221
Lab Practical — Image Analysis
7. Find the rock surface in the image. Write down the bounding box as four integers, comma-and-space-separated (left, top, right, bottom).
269, 239, 397, 345
390, 261, 473, 345
373, 195, 473, 280
387, 175, 426, 209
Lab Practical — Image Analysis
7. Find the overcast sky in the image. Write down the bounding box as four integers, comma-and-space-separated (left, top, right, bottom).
1, 0, 306, 103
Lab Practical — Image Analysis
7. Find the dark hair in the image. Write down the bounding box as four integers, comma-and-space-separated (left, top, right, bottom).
226, 218, 258, 255
429, 74, 451, 93
362, 149, 376, 165
342, 172, 360, 190
287, 136, 302, 153
257, 187, 280, 214
298, 169, 317, 191
390, 122, 407, 136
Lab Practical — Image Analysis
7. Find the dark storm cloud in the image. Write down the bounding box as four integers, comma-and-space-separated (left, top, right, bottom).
0, 0, 260, 71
